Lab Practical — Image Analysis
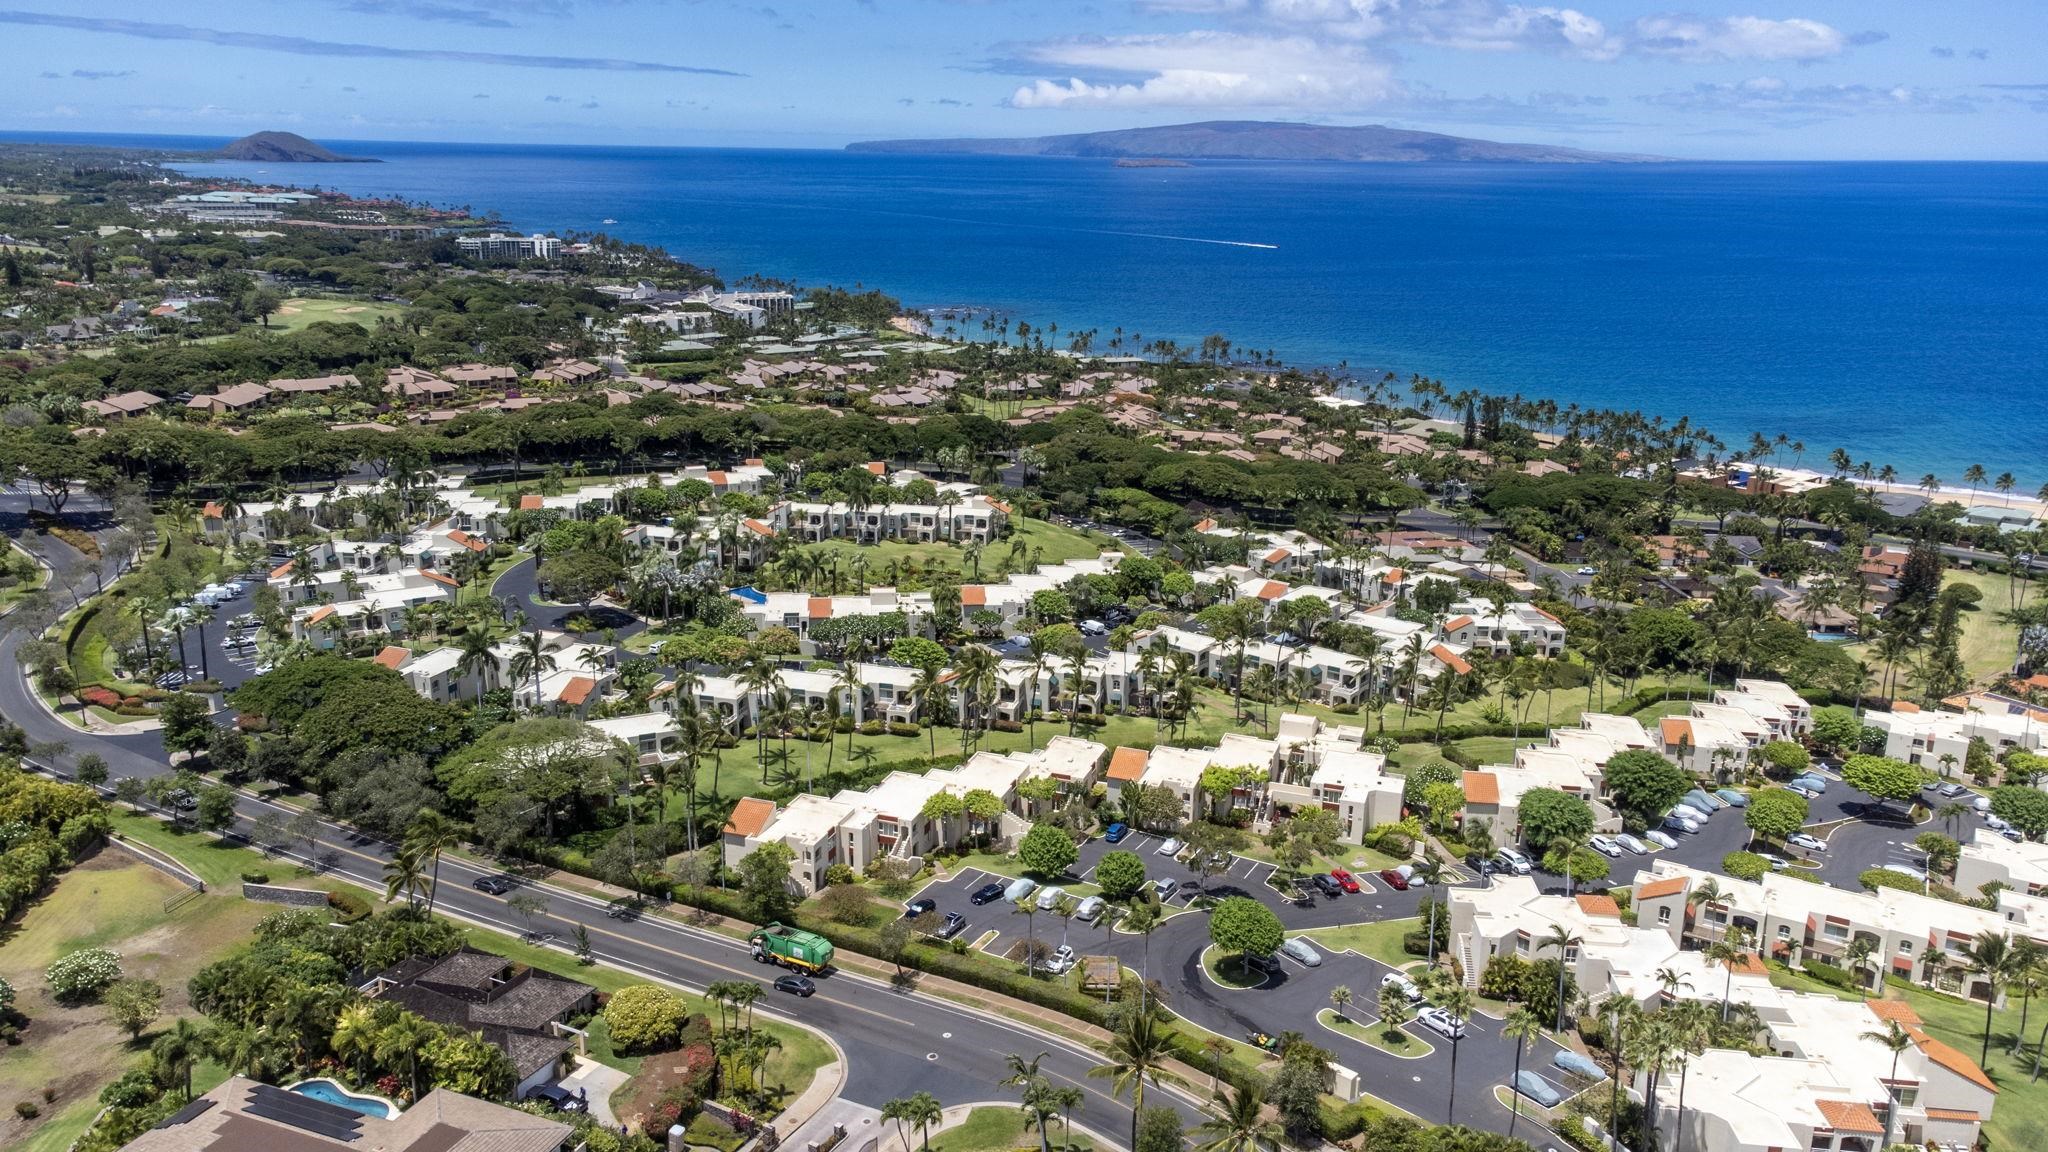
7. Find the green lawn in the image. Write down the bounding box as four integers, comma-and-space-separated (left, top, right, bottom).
1236, 841, 1407, 876
1201, 944, 1272, 988
1947, 570, 2025, 683
0, 541, 47, 616
789, 518, 1119, 586
1302, 918, 1423, 969
929, 1105, 1094, 1152
1318, 1008, 1424, 1057
266, 296, 403, 335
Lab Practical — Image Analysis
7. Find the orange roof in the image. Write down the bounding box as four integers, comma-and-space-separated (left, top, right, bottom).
1865, 999, 1924, 1027
1462, 770, 1500, 805
1912, 1031, 1998, 1093
1193, 518, 1217, 532
559, 675, 597, 706
1265, 548, 1292, 564
1531, 607, 1566, 626
1106, 747, 1150, 782
1257, 580, 1287, 600
1443, 615, 1474, 631
725, 796, 778, 837
744, 457, 765, 466
1575, 894, 1622, 918
960, 585, 988, 607
1637, 876, 1690, 901
269, 559, 295, 580
1661, 717, 1694, 746
1814, 1100, 1884, 1135
373, 645, 409, 670
306, 604, 336, 624
1385, 567, 1406, 582
706, 470, 728, 485
446, 529, 488, 552
1923, 1108, 1981, 1122
1730, 951, 1768, 975
1892, 700, 1921, 713
808, 596, 833, 619
865, 461, 886, 475
418, 568, 460, 588
1429, 645, 1471, 676
985, 498, 1012, 515
201, 501, 224, 519
518, 494, 543, 511
742, 518, 774, 537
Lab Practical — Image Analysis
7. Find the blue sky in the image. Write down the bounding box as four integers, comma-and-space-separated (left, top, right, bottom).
5, 1, 2045, 158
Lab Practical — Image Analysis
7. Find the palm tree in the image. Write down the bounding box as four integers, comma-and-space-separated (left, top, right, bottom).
1000, 1052, 1055, 1152
1702, 925, 1753, 1021
152, 1017, 207, 1100
904, 1090, 942, 1152
1330, 985, 1352, 1022
1089, 1011, 1171, 1152
1439, 984, 1475, 1126
382, 848, 430, 910
374, 1014, 440, 1100
1502, 1007, 1544, 1141
1860, 1018, 1914, 1152
1410, 859, 1446, 967
1964, 931, 2018, 1064
403, 809, 461, 917
1194, 1079, 1278, 1152
1538, 921, 1583, 1032
1665, 1003, 1712, 1152
331, 1003, 379, 1081
509, 630, 555, 711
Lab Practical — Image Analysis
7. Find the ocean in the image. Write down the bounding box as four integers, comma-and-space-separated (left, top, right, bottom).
26, 131, 2048, 478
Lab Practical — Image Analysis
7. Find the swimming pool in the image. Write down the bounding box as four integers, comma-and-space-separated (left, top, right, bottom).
287, 1078, 399, 1119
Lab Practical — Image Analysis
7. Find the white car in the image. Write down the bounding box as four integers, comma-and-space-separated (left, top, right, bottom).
1381, 972, 1424, 1003
1280, 938, 1323, 967
1786, 783, 1821, 799
1787, 832, 1828, 853
1669, 804, 1710, 824
1036, 885, 1069, 911
1757, 852, 1790, 870
1493, 848, 1532, 875
1574, 565, 1598, 576
1078, 620, 1108, 636
1644, 830, 1679, 850
1074, 896, 1106, 922
1615, 834, 1649, 856
1589, 835, 1622, 858
1156, 837, 1185, 857
1044, 945, 1077, 974
1417, 1007, 1467, 1040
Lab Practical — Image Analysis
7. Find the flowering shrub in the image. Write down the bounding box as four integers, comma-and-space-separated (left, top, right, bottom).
79, 686, 123, 709
46, 947, 121, 1001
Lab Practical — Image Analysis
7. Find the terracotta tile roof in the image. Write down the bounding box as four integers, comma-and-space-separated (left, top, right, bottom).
1531, 607, 1566, 626
1257, 580, 1288, 600
1912, 1031, 1998, 1093
1923, 1107, 1981, 1122
1575, 894, 1622, 918
1193, 518, 1217, 532
1637, 876, 1690, 901
1265, 548, 1292, 564
559, 676, 597, 707
1661, 717, 1694, 746
1385, 567, 1406, 582
725, 796, 778, 837
985, 498, 1012, 515
1814, 1099, 1884, 1134
1865, 999, 1924, 1027
201, 501, 224, 519
1443, 615, 1474, 631
742, 518, 774, 537
269, 559, 294, 580
807, 596, 834, 619
1892, 700, 1921, 714
373, 645, 409, 670
446, 529, 488, 552
744, 457, 765, 466
418, 568, 460, 588
1461, 770, 1500, 805
865, 461, 886, 475
960, 585, 988, 607
518, 494, 543, 511
707, 470, 728, 485
1106, 746, 1150, 782
306, 604, 336, 624
1429, 644, 1471, 676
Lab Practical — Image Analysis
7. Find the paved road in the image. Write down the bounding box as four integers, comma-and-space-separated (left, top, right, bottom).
494, 556, 650, 641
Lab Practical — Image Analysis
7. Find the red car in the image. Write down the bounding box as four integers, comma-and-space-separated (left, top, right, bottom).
1329, 868, 1362, 893
1377, 868, 1410, 891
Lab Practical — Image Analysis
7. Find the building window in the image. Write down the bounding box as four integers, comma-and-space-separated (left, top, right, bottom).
1657, 906, 1672, 925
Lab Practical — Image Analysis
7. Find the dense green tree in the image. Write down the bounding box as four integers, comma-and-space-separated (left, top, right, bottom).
1744, 788, 1809, 842
1601, 750, 1692, 823
1017, 822, 1079, 879
1516, 788, 1593, 848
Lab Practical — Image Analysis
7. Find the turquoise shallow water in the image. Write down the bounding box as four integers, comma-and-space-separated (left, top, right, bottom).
17, 130, 2044, 478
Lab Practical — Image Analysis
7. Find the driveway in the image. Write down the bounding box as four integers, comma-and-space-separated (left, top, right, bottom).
495, 556, 649, 641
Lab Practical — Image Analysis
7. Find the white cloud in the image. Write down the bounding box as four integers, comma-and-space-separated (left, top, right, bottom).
1642, 77, 1983, 117
1628, 15, 1849, 63
1005, 31, 1397, 110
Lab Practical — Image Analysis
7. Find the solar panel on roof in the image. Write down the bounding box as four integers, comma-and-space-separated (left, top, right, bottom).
156, 1097, 216, 1128
243, 1086, 366, 1142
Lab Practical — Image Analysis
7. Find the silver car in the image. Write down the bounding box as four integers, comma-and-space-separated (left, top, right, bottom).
1279, 938, 1323, 967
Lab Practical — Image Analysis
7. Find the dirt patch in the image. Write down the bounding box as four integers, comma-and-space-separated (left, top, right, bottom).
334, 306, 366, 314
277, 304, 304, 315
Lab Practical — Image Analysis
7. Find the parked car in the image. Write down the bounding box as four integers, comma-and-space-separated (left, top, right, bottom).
1330, 868, 1362, 893
1589, 835, 1622, 858
1035, 885, 1068, 911
938, 911, 968, 938
1683, 790, 1725, 812
1787, 832, 1828, 852
1937, 782, 1970, 799
1644, 829, 1679, 849
1493, 848, 1532, 875
1575, 565, 1598, 576
1311, 874, 1343, 896
1715, 788, 1750, 807
1378, 868, 1410, 891
165, 788, 198, 811
1669, 804, 1710, 824
1662, 814, 1700, 835
1615, 833, 1649, 856
1513, 1071, 1564, 1108
1418, 1007, 1467, 1039
1151, 878, 1179, 901
904, 898, 937, 918
970, 881, 1007, 905
1044, 945, 1078, 974
1381, 972, 1424, 1003
1078, 620, 1108, 636
472, 875, 515, 895
1757, 852, 1790, 870
1004, 877, 1038, 903
1074, 896, 1106, 922
525, 1085, 586, 1113
1279, 938, 1323, 967
1973, 795, 1993, 813
1156, 837, 1185, 857
1790, 775, 1828, 793
1103, 822, 1129, 843
773, 975, 816, 997
1786, 783, 1821, 799
1882, 863, 1927, 883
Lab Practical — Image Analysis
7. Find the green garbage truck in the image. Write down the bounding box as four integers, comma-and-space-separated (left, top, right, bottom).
749, 922, 834, 973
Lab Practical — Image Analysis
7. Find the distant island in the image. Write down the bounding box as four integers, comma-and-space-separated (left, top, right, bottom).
218, 131, 377, 163
1114, 158, 1190, 169
848, 120, 1670, 164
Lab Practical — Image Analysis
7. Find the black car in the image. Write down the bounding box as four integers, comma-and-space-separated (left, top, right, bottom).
904, 897, 937, 918
525, 1085, 586, 1112
969, 882, 1006, 906
164, 788, 198, 812
472, 875, 515, 895
774, 975, 816, 997
1310, 874, 1342, 897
